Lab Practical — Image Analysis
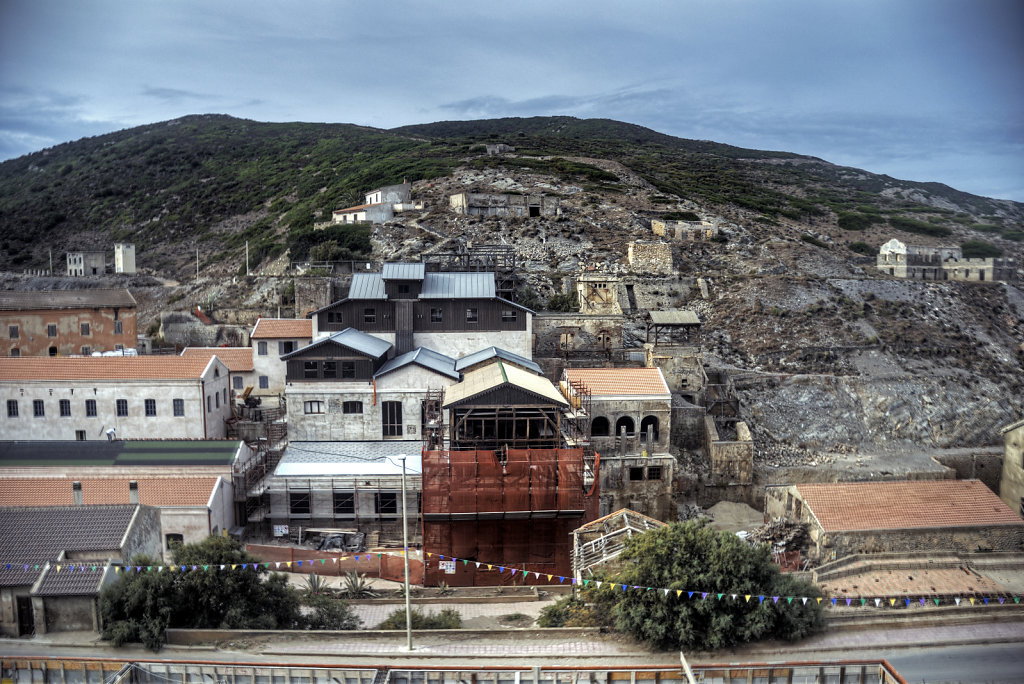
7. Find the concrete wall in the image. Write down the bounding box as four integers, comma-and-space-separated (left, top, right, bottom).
43, 596, 96, 633
651, 220, 719, 241
532, 313, 623, 357
160, 313, 248, 348
0, 587, 31, 637
649, 350, 706, 394
1001, 423, 1024, 517
588, 396, 672, 453
2, 306, 138, 357
66, 252, 105, 277
671, 400, 706, 450
931, 449, 1004, 494
705, 417, 754, 484
449, 193, 559, 217
597, 455, 675, 520
114, 244, 136, 274
414, 329, 532, 360
627, 241, 673, 275
122, 505, 166, 563
253, 336, 311, 396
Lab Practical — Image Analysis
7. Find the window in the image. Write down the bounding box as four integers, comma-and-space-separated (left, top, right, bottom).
466, 307, 478, 323
145, 399, 157, 416
382, 401, 403, 437
33, 399, 44, 417
59, 399, 71, 417
9, 348, 18, 357
49, 346, 57, 356
8, 325, 18, 339
115, 344, 124, 352
75, 430, 86, 441
86, 399, 97, 417
207, 395, 212, 412
215, 392, 219, 408
116, 399, 128, 416
114, 320, 123, 335
304, 361, 319, 379
81, 323, 90, 336
289, 492, 311, 515
375, 492, 398, 515
259, 375, 269, 389
341, 361, 355, 379
165, 533, 184, 550
47, 324, 57, 338
342, 401, 362, 414
6, 400, 17, 418
430, 307, 443, 323
257, 341, 268, 356
322, 361, 337, 379
81, 346, 91, 356
629, 467, 644, 481
364, 308, 376, 324
278, 341, 295, 355
223, 388, 227, 404
398, 284, 410, 295
173, 398, 185, 416
233, 376, 243, 390
333, 492, 355, 515
647, 466, 662, 480
501, 309, 517, 323
304, 400, 325, 414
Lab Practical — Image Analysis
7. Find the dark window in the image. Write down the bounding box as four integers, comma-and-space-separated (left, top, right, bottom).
430, 308, 443, 323
629, 467, 644, 481
259, 376, 269, 389
257, 341, 268, 356
289, 492, 311, 515
8, 325, 18, 339
382, 401, 403, 437
85, 399, 97, 417
33, 399, 44, 417
166, 533, 184, 550
81, 323, 90, 336
116, 399, 128, 416
59, 399, 71, 417
341, 361, 355, 379
145, 399, 157, 416
48, 346, 57, 356
375, 492, 398, 515
173, 398, 185, 416
647, 466, 662, 480
75, 430, 86, 441
233, 376, 243, 390
501, 309, 517, 323
114, 320, 123, 335
81, 346, 91, 356
342, 401, 362, 414
591, 416, 610, 436
364, 308, 376, 324
304, 400, 325, 414
47, 324, 57, 338
466, 308, 478, 323
304, 361, 319, 379
278, 341, 295, 355
333, 492, 355, 515
215, 392, 219, 408
322, 361, 337, 379
398, 284, 410, 295
9, 348, 19, 357
6, 399, 17, 417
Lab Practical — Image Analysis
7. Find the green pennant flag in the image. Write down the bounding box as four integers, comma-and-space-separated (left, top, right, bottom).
91, 566, 97, 572
319, 559, 326, 565
860, 598, 866, 605
583, 579, 589, 586
203, 565, 209, 571
377, 553, 382, 559
463, 559, 468, 566
1015, 597, 1020, 604
147, 566, 152, 571
787, 597, 793, 604
934, 598, 940, 605
717, 593, 723, 600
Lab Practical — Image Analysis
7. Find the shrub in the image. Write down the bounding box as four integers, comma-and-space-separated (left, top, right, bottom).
303, 594, 361, 630
849, 241, 875, 255
546, 291, 579, 312
960, 240, 1002, 259
377, 607, 462, 630
888, 216, 952, 237
661, 211, 701, 222
837, 212, 877, 231
800, 234, 828, 249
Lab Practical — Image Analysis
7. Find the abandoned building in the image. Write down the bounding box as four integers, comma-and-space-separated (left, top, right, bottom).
627, 240, 673, 275
765, 480, 1024, 563
651, 218, 719, 241
310, 262, 533, 358
0, 504, 162, 636
575, 272, 623, 315
485, 143, 515, 155
877, 238, 1018, 282
65, 251, 105, 277
250, 318, 313, 396
561, 367, 671, 451
1, 288, 138, 358
1000, 417, 1024, 518
330, 182, 420, 225
114, 243, 136, 274
572, 508, 666, 583
449, 192, 560, 218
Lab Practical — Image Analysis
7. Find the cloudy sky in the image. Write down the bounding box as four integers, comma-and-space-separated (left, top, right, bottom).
2, 0, 1022, 200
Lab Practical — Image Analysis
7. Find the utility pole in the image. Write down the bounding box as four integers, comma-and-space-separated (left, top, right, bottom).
246, 241, 250, 276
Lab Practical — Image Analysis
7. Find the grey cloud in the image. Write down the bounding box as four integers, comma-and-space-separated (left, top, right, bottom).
141, 87, 218, 103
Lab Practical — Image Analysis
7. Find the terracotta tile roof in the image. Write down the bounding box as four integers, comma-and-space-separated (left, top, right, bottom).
0, 356, 217, 381
563, 368, 670, 398
333, 202, 380, 213
250, 318, 313, 339
181, 347, 254, 372
0, 476, 220, 507
796, 480, 1024, 532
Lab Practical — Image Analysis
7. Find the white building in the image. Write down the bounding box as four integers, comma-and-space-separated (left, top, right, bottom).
0, 356, 233, 440
250, 318, 313, 396
66, 251, 105, 277
114, 243, 136, 274
181, 347, 256, 396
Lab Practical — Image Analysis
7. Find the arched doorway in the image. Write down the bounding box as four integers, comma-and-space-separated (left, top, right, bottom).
615, 416, 635, 437
640, 415, 659, 442
591, 416, 610, 436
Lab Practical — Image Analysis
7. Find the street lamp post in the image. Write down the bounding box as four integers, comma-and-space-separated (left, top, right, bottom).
399, 454, 413, 650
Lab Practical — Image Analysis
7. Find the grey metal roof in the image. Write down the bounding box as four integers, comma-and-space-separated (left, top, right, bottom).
381, 262, 425, 281
455, 346, 541, 375
281, 328, 392, 360
649, 310, 701, 326
0, 288, 137, 311
0, 440, 240, 467
34, 564, 106, 596
347, 273, 387, 300
273, 442, 423, 477
374, 347, 458, 380
419, 272, 495, 299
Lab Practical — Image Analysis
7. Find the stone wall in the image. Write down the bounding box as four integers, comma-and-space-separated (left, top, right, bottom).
1001, 422, 1024, 516
532, 313, 624, 357
597, 455, 675, 520
627, 241, 673, 275
705, 417, 754, 484
931, 448, 1004, 494
823, 525, 1024, 561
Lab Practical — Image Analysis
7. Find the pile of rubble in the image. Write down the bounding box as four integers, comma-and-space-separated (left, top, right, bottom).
746, 520, 809, 551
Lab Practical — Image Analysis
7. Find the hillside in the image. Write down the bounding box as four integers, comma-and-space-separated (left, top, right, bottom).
1, 114, 1022, 469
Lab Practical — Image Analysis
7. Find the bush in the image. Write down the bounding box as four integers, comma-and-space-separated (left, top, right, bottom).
377, 607, 462, 630
960, 240, 1002, 259
546, 291, 579, 312
800, 234, 828, 249
537, 595, 606, 628
849, 241, 875, 255
303, 594, 361, 630
888, 215, 952, 237
661, 211, 701, 222
837, 212, 877, 231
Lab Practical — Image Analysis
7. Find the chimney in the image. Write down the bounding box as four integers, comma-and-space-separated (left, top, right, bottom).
72, 481, 83, 506
129, 481, 139, 504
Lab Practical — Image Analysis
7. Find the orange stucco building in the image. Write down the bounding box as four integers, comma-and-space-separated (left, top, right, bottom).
1, 289, 137, 357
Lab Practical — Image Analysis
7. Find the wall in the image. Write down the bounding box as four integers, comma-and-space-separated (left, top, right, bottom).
588, 396, 672, 453
66, 252, 105, 277
43, 596, 96, 633
671, 400, 706, 450
651, 220, 719, 241
449, 193, 560, 217
931, 448, 1004, 494
286, 386, 442, 442
0, 587, 31, 637
414, 329, 532, 359
650, 350, 706, 394
705, 417, 753, 484
532, 313, 624, 356
597, 455, 675, 520
627, 241, 673, 275
122, 505, 164, 562
253, 335, 312, 396
2, 306, 138, 357
822, 526, 1024, 562
294, 277, 334, 319
1001, 423, 1024, 517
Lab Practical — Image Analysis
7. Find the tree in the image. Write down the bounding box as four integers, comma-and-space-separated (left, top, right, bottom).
606, 520, 824, 651
546, 291, 579, 312
100, 536, 306, 650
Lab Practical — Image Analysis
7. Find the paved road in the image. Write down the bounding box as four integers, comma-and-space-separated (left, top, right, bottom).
885, 643, 1024, 684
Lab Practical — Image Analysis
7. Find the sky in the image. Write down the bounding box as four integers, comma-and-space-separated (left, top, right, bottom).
1, 0, 1022, 201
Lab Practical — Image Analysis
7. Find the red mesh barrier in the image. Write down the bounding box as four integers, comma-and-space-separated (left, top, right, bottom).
477, 451, 504, 512
503, 451, 531, 511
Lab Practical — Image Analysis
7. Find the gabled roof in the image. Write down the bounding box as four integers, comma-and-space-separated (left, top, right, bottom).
444, 360, 568, 408
381, 262, 425, 281
0, 356, 221, 382
348, 273, 387, 300
333, 202, 380, 213
0, 476, 221, 507
563, 368, 671, 399
795, 480, 1024, 533
455, 346, 541, 375
0, 439, 241, 467
251, 318, 313, 340
0, 288, 137, 311
374, 347, 458, 380
181, 347, 254, 372
281, 327, 392, 360
419, 272, 495, 299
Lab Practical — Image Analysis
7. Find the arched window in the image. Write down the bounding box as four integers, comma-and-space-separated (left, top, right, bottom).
591, 416, 610, 436
640, 415, 660, 442
615, 416, 635, 437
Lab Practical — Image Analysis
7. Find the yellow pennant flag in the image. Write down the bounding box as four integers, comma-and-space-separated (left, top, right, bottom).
889, 598, 896, 606
745, 595, 751, 602
486, 564, 492, 570
676, 590, 683, 597
547, 574, 553, 581
114, 566, 120, 573
285, 562, 292, 567
56, 565, 62, 572
969, 597, 976, 605
170, 565, 177, 571
816, 597, 822, 604
231, 564, 237, 570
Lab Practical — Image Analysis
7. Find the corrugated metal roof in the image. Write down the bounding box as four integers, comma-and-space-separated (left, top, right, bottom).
374, 347, 458, 380
282, 327, 392, 360
455, 346, 541, 374
649, 310, 701, 325
347, 273, 387, 300
0, 439, 241, 467
274, 442, 422, 477
181, 347, 254, 372
419, 272, 495, 299
0, 288, 137, 311
381, 262, 425, 281
444, 361, 568, 408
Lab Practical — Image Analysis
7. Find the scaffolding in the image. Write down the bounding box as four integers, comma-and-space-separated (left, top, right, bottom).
421, 388, 446, 451
229, 397, 289, 536
424, 244, 519, 301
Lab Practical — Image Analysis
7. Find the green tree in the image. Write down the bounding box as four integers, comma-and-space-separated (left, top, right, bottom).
608, 520, 824, 651
546, 291, 579, 312
960, 239, 1002, 259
